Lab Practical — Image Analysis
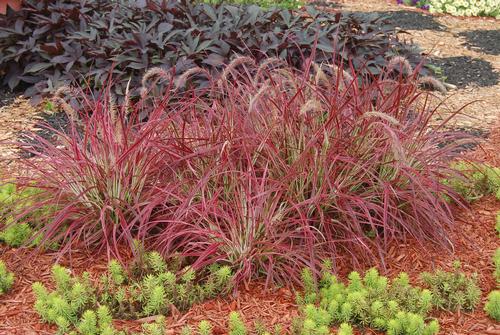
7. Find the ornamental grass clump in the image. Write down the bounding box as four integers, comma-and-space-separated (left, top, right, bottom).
11, 89, 187, 257
0, 183, 50, 247
9, 57, 467, 286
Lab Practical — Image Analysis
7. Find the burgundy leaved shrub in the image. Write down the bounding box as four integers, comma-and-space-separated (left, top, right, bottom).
6, 58, 468, 285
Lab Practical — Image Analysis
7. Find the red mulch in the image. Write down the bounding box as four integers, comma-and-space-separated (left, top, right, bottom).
1, 124, 499, 334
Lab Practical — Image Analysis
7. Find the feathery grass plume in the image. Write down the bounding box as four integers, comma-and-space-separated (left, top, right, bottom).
52, 86, 78, 121
312, 62, 354, 92
248, 82, 272, 116
255, 57, 287, 83
123, 77, 133, 115
140, 67, 172, 97
386, 56, 414, 77
418, 76, 447, 94
299, 99, 322, 118
176, 67, 212, 89
312, 62, 331, 88
218, 56, 256, 89
328, 64, 354, 89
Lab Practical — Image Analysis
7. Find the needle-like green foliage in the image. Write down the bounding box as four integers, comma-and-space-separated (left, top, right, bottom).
33, 254, 232, 334
494, 248, 500, 283
420, 262, 481, 311
198, 320, 213, 335
0, 260, 14, 295
443, 161, 500, 202
229, 312, 247, 335
296, 267, 439, 335
485, 290, 500, 321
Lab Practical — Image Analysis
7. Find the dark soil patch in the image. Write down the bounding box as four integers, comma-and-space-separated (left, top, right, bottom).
309, 0, 341, 8
430, 56, 499, 88
18, 111, 71, 158
363, 10, 447, 31
35, 111, 71, 141
459, 30, 500, 56
438, 127, 490, 153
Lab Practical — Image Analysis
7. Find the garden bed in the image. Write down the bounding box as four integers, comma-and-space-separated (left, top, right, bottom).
1, 1, 499, 334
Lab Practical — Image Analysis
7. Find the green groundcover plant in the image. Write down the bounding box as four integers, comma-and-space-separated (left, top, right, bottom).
32, 252, 232, 334
420, 261, 481, 311
496, 212, 500, 237
0, 0, 425, 101
0, 260, 14, 295
485, 290, 500, 321
6, 57, 468, 286
485, 249, 500, 321
294, 267, 440, 335
494, 248, 500, 283
0, 183, 54, 248
485, 214, 500, 321
443, 161, 500, 202
33, 258, 486, 334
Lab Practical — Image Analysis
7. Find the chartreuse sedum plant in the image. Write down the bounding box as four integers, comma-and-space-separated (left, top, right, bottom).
496, 212, 500, 237
443, 161, 500, 202
198, 320, 213, 335
494, 248, 500, 283
485, 247, 500, 321
99, 251, 233, 318
0, 219, 32, 247
33, 254, 230, 334
485, 290, 500, 321
296, 267, 439, 335
32, 264, 99, 334
420, 261, 481, 311
0, 260, 14, 295
0, 183, 47, 247
229, 311, 247, 335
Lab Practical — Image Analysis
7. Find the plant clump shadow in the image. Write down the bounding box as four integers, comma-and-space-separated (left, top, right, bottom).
459, 30, 500, 56
430, 56, 499, 88
359, 10, 447, 31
